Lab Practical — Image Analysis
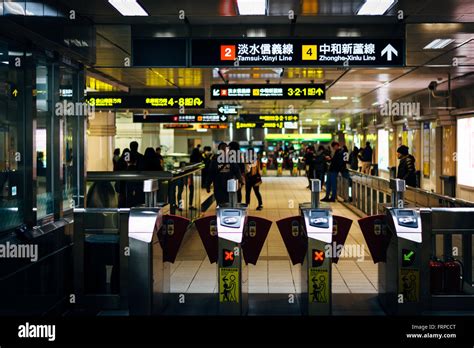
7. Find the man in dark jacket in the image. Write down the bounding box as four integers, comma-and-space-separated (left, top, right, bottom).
359, 141, 373, 174
190, 144, 202, 164
206, 142, 242, 205
322, 142, 345, 202
396, 145, 417, 187
130, 141, 144, 170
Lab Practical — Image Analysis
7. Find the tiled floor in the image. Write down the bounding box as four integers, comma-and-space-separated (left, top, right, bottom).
171, 176, 378, 294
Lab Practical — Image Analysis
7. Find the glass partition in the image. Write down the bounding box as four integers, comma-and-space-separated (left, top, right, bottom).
36, 63, 54, 221
0, 41, 25, 232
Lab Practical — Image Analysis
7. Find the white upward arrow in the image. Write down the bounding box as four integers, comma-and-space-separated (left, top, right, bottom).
381, 44, 398, 61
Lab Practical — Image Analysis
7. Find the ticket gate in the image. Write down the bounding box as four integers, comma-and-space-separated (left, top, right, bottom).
194, 179, 272, 315
261, 155, 268, 176
379, 206, 429, 315
358, 179, 430, 315
216, 192, 248, 315
277, 157, 283, 176
128, 206, 190, 315
291, 156, 299, 176
277, 179, 352, 315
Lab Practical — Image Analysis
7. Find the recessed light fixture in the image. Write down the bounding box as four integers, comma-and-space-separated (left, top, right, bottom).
108, 0, 148, 16
357, 0, 395, 15
330, 96, 348, 100
423, 39, 454, 50
237, 0, 266, 15
328, 118, 336, 122
321, 100, 330, 104
305, 118, 312, 122
357, 0, 395, 16
372, 102, 379, 106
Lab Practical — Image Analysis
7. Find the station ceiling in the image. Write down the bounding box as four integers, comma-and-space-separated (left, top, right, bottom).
55, 0, 474, 125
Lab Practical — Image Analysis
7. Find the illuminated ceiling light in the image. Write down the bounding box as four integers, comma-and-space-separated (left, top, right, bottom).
423, 39, 454, 50
247, 28, 266, 37
237, 0, 266, 15
357, 0, 395, 15
305, 118, 312, 122
330, 96, 348, 100
321, 100, 330, 104
372, 102, 379, 106
328, 118, 336, 122
108, 0, 148, 16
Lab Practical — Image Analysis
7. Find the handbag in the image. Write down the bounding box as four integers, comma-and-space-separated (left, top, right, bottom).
253, 173, 262, 186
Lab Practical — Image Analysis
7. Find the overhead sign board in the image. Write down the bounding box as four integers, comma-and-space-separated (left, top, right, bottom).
191, 38, 404, 67
236, 121, 298, 129
163, 124, 194, 129
239, 114, 299, 122
133, 38, 187, 67
265, 133, 333, 141
211, 84, 325, 100
133, 113, 227, 123
200, 124, 228, 129
85, 94, 205, 109
218, 104, 239, 115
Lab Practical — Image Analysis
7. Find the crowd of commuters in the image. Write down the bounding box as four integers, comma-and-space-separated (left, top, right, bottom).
91, 138, 417, 209
107, 141, 265, 210
302, 140, 417, 203
201, 141, 263, 210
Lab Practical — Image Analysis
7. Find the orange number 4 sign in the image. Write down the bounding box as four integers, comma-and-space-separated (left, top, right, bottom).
220, 45, 236, 61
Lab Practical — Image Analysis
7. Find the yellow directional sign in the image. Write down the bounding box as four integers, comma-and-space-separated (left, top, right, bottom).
316, 88, 324, 96
12, 89, 18, 98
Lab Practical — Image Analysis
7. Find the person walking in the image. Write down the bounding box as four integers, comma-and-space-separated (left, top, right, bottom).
245, 147, 263, 211
229, 141, 245, 203
205, 142, 242, 206
314, 145, 327, 187
201, 146, 212, 189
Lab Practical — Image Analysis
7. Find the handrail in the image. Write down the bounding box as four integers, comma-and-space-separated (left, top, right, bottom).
342, 170, 474, 213
86, 163, 204, 182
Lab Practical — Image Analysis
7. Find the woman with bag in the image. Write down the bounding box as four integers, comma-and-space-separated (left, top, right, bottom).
245, 148, 263, 211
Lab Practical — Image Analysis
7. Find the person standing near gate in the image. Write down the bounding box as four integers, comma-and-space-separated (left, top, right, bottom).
321, 142, 345, 203
245, 147, 263, 211
396, 145, 417, 187
359, 141, 373, 174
